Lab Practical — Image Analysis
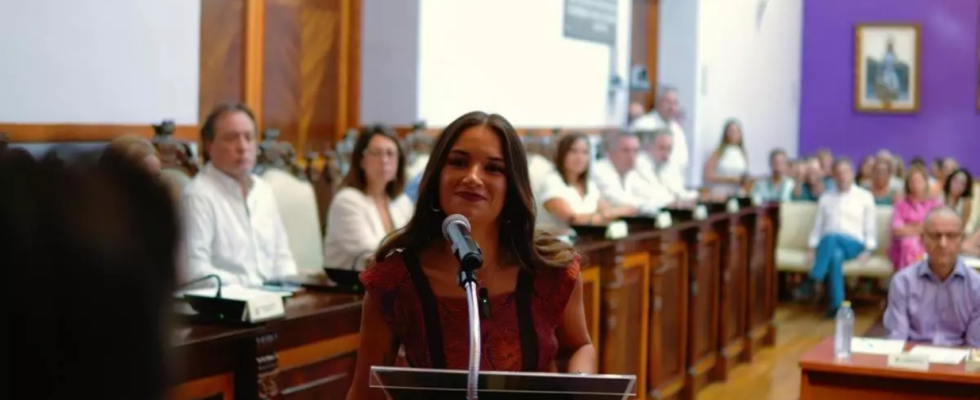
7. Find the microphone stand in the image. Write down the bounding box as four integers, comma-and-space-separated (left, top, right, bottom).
457, 267, 481, 400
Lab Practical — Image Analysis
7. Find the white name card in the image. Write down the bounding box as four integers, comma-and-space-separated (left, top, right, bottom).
245, 294, 286, 323
726, 198, 740, 212
965, 348, 980, 372
605, 221, 629, 240
656, 211, 673, 229
887, 353, 930, 371
694, 205, 708, 220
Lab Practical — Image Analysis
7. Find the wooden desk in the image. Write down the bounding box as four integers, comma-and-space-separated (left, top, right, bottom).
170, 204, 779, 400
799, 338, 980, 399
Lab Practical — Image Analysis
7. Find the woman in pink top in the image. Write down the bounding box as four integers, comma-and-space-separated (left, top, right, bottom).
890, 167, 942, 271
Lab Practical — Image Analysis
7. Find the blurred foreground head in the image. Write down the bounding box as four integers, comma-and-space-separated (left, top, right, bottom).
0, 149, 179, 400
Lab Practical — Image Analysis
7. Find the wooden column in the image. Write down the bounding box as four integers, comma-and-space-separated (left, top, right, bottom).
244, 0, 266, 128
599, 242, 651, 400
745, 208, 775, 359
712, 214, 749, 381
646, 231, 689, 400
680, 223, 720, 400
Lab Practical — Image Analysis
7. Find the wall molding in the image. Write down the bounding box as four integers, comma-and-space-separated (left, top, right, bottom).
0, 123, 198, 143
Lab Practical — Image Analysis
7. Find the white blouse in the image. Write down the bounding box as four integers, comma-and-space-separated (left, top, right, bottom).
323, 187, 414, 270
537, 172, 601, 233
707, 145, 748, 197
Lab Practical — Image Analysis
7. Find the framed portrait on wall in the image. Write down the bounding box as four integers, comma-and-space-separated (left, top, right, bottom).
854, 23, 921, 113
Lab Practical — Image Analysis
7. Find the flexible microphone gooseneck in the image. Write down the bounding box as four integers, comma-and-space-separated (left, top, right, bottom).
441, 214, 483, 400
177, 274, 223, 298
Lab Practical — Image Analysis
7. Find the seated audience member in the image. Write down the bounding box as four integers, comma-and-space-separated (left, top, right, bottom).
791, 159, 826, 201
539, 132, 634, 234
815, 148, 833, 178
943, 157, 961, 177
943, 168, 974, 226
884, 207, 980, 346
1, 150, 178, 400
892, 154, 907, 183
102, 134, 163, 175
795, 159, 877, 317
856, 155, 875, 187
703, 119, 749, 197
890, 167, 942, 271
592, 130, 666, 214
752, 149, 794, 202
631, 86, 689, 174
183, 103, 297, 286
323, 125, 414, 270
863, 156, 899, 205
525, 132, 556, 202
931, 157, 946, 191
635, 129, 698, 203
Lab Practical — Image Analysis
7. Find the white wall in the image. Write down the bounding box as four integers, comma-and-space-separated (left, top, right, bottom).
360, 0, 420, 125
417, 0, 631, 127
0, 0, 200, 125
657, 0, 802, 184
695, 0, 802, 177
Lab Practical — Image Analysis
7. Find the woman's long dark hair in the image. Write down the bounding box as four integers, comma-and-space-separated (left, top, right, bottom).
374, 111, 578, 270
553, 132, 591, 192
943, 168, 974, 199
340, 124, 407, 198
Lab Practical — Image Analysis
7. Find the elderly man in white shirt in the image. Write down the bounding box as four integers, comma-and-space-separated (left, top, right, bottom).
796, 158, 877, 317
635, 129, 698, 204
630, 86, 689, 175
183, 104, 297, 287
592, 130, 671, 214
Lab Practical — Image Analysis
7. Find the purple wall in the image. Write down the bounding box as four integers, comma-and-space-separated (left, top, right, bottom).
800, 0, 980, 172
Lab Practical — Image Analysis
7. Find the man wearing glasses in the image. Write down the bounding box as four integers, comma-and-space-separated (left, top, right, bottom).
883, 207, 980, 346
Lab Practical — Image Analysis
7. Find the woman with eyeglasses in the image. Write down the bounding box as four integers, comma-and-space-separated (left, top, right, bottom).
323, 125, 414, 271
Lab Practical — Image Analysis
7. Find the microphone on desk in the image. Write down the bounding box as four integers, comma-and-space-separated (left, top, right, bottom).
177, 274, 223, 298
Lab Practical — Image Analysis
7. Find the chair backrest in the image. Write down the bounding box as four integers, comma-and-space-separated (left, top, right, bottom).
777, 202, 818, 250
873, 206, 894, 255
262, 168, 324, 272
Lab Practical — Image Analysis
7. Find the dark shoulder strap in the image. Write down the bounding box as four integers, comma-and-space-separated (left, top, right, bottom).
515, 270, 538, 372
403, 251, 447, 369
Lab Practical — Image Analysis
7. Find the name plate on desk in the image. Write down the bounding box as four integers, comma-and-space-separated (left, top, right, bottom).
656, 211, 673, 228
694, 205, 708, 220
726, 198, 740, 212
605, 221, 629, 239
966, 349, 980, 372
887, 353, 930, 371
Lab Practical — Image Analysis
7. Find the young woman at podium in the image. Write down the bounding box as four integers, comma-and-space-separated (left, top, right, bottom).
347, 111, 595, 400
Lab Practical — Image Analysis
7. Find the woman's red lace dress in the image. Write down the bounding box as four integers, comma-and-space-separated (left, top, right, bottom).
359, 252, 580, 372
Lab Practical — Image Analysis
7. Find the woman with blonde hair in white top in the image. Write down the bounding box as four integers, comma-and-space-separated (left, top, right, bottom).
702, 119, 749, 198
323, 125, 414, 270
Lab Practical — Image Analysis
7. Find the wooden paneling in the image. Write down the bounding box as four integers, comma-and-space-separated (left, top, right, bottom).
600, 249, 651, 400
630, 0, 659, 108
714, 220, 749, 380
0, 124, 198, 142
581, 265, 602, 367
244, 0, 266, 126
745, 212, 774, 359
683, 225, 721, 399
199, 0, 246, 123
170, 373, 234, 400
647, 235, 688, 400
264, 0, 362, 153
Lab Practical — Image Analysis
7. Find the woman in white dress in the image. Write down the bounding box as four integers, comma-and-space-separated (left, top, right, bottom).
323, 125, 414, 270
702, 119, 749, 198
538, 132, 635, 234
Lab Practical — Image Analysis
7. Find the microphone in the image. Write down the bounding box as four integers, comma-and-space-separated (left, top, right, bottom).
178, 274, 223, 298
442, 214, 484, 284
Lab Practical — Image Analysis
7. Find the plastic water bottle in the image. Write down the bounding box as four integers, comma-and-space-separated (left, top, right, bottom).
834, 301, 855, 360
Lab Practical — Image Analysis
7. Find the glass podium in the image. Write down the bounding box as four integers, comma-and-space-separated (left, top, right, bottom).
370, 366, 636, 400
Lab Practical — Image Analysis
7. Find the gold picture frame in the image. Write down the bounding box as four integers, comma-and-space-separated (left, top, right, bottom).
854, 23, 921, 113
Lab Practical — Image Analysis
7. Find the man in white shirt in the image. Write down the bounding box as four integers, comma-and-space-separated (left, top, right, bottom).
796, 158, 877, 317
183, 103, 297, 287
592, 130, 670, 214
630, 86, 689, 175
635, 129, 698, 204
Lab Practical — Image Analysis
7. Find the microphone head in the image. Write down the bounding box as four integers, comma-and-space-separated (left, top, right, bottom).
442, 214, 471, 240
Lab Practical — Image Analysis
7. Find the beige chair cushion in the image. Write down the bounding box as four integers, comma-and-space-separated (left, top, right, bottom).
777, 202, 895, 277
262, 169, 324, 272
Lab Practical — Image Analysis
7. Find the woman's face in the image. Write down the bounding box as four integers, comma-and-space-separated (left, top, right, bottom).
908, 173, 927, 197
439, 126, 508, 228
360, 135, 400, 188
950, 173, 968, 195
725, 123, 742, 144
563, 138, 590, 177
872, 162, 890, 184
860, 158, 875, 177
